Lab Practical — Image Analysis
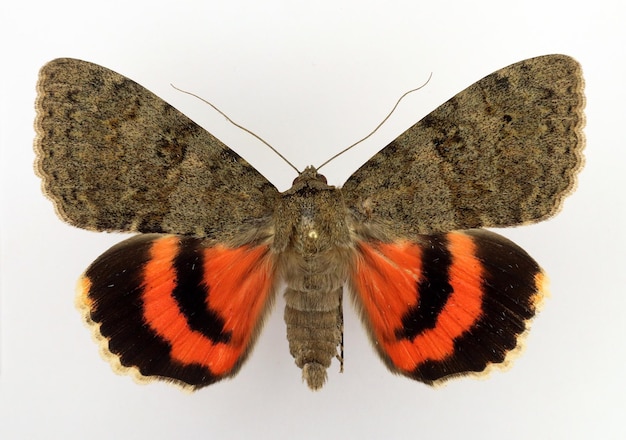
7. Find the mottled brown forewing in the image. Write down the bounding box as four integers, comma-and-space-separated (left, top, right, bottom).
35, 58, 279, 241
343, 55, 584, 238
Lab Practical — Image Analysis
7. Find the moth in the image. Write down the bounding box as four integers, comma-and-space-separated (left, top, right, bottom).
35, 55, 584, 390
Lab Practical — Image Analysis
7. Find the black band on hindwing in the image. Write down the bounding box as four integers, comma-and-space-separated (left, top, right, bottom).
396, 234, 453, 339
172, 237, 231, 343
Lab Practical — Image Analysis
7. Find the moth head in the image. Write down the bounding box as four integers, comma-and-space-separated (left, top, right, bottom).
289, 166, 331, 192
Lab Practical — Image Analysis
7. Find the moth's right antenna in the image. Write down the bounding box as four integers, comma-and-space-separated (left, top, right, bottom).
316, 73, 432, 171
171, 84, 301, 174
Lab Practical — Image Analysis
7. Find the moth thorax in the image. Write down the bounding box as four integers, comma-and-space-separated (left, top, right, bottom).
299, 217, 321, 252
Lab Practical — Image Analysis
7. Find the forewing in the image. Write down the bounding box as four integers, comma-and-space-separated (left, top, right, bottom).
36, 58, 279, 240
343, 55, 584, 237
349, 229, 546, 384
78, 234, 278, 389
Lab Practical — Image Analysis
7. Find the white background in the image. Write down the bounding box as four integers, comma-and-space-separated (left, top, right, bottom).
1, 1, 624, 439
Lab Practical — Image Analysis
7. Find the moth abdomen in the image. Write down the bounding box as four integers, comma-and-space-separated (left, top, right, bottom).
284, 287, 343, 390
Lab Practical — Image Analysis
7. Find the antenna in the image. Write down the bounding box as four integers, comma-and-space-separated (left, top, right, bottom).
172, 73, 431, 176
316, 73, 432, 171
170, 84, 301, 174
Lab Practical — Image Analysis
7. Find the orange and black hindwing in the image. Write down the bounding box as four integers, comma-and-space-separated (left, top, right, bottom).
351, 229, 546, 384
79, 229, 546, 389
78, 234, 277, 389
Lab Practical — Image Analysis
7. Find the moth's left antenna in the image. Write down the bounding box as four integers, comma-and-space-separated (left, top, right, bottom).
316, 73, 432, 171
171, 84, 301, 174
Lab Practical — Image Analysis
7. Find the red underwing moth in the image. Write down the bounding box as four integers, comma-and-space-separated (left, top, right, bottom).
35, 55, 584, 391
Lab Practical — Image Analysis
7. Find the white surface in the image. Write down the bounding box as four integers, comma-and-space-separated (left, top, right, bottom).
1, 1, 624, 439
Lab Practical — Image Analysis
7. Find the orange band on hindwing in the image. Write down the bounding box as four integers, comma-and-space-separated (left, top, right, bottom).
351, 230, 545, 383
353, 241, 423, 337
142, 237, 234, 375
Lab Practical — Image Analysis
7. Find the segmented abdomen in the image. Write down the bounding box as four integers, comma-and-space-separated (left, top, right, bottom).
281, 253, 348, 390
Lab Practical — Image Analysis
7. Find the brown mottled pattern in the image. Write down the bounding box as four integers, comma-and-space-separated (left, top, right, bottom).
343, 55, 584, 237
35, 58, 279, 240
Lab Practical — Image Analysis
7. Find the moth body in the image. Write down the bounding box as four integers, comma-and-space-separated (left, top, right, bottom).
275, 167, 353, 390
